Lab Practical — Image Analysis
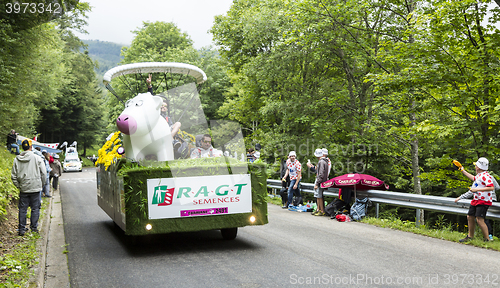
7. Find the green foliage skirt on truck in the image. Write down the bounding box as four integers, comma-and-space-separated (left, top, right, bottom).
96, 157, 268, 239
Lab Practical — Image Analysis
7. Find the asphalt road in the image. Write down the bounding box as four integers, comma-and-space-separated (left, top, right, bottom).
59, 168, 500, 287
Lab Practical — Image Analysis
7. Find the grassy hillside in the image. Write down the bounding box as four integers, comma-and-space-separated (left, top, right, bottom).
82, 40, 125, 76
0, 148, 17, 217
0, 148, 48, 286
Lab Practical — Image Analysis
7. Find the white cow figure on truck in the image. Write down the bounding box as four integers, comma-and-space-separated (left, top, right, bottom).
116, 92, 174, 161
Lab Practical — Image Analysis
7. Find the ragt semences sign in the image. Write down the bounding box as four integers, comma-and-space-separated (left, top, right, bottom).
147, 174, 252, 219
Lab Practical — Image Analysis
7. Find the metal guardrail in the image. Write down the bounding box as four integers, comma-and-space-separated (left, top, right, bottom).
267, 179, 500, 220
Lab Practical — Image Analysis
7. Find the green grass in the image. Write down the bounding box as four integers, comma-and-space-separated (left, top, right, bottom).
266, 195, 283, 206
0, 199, 48, 287
81, 157, 95, 168
0, 149, 18, 220
0, 233, 40, 287
362, 217, 500, 251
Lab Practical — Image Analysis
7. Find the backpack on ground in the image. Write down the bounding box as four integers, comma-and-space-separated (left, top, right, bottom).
279, 188, 288, 205
325, 198, 349, 217
350, 197, 371, 221
292, 196, 303, 206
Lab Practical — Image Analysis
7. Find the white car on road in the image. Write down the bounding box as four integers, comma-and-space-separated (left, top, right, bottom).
63, 158, 83, 172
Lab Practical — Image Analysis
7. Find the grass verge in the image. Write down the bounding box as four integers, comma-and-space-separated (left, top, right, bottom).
360, 217, 500, 251
0, 196, 48, 287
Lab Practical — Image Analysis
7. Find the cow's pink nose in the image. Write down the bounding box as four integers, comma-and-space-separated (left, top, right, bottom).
116, 114, 137, 135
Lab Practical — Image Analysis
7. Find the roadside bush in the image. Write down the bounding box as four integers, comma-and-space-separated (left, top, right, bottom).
0, 148, 17, 220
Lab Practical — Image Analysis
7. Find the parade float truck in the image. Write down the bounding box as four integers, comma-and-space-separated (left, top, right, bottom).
95, 63, 268, 240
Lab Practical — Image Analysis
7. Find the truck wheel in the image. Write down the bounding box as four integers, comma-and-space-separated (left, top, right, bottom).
220, 227, 238, 240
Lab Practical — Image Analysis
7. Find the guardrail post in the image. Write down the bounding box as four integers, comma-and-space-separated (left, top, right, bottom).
376, 203, 379, 218
416, 209, 424, 227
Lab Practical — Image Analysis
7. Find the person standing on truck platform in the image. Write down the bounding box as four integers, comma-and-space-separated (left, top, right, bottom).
191, 134, 214, 158
146, 73, 181, 137
282, 151, 302, 209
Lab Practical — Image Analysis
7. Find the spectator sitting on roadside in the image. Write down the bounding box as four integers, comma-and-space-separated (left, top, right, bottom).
6, 129, 20, 155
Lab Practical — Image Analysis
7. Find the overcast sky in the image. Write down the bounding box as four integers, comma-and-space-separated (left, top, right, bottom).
74, 0, 234, 48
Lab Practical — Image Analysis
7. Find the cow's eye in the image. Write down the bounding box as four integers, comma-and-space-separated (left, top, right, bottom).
125, 100, 132, 107
135, 100, 143, 106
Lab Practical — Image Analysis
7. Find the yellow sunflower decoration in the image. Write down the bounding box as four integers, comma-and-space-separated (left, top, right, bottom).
95, 131, 123, 170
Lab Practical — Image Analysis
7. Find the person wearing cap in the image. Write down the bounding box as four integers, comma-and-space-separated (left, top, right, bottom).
254, 151, 260, 160
49, 154, 63, 190
453, 157, 494, 242
307, 148, 332, 177
310, 149, 329, 216
6, 129, 19, 155
282, 151, 302, 208
11, 139, 47, 236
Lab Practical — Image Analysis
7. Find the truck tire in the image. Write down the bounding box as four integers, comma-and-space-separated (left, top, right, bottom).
220, 227, 238, 240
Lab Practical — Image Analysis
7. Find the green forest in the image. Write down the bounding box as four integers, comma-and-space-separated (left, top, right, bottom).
1, 1, 104, 156
82, 39, 123, 76
2, 0, 500, 229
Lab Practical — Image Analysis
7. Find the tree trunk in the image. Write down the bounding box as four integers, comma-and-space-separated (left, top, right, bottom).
410, 108, 424, 226
406, 0, 423, 226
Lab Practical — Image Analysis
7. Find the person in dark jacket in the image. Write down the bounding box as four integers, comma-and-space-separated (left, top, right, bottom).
279, 156, 290, 207
49, 154, 63, 190
309, 149, 329, 216
11, 139, 46, 236
6, 129, 19, 155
